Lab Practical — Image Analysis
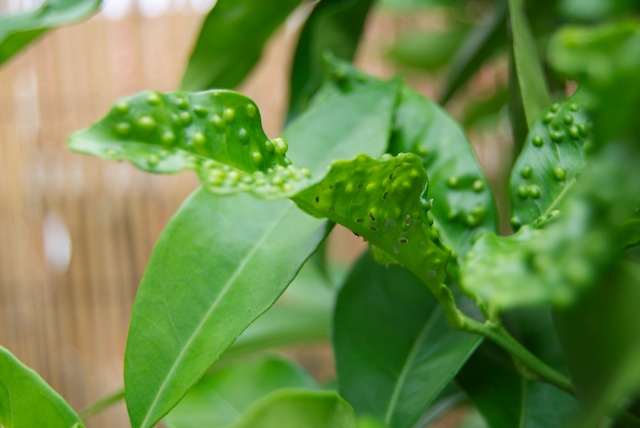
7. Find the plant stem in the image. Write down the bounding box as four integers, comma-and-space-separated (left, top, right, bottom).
79, 388, 125, 421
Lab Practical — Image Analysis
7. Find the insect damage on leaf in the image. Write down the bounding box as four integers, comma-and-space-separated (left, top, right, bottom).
68, 90, 311, 199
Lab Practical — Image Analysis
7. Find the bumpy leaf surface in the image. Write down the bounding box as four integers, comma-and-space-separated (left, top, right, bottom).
181, 0, 303, 90
509, 96, 591, 229
0, 345, 85, 428
0, 0, 100, 65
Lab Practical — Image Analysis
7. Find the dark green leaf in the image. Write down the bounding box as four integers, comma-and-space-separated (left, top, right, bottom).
507, 0, 551, 129
440, 1, 507, 104
228, 389, 358, 428
0, 0, 100, 66
181, 0, 303, 91
0, 345, 85, 427
333, 253, 481, 427
509, 95, 591, 229
316, 58, 498, 260
459, 349, 576, 428
164, 355, 317, 428
287, 0, 375, 120
386, 26, 469, 72
295, 153, 449, 290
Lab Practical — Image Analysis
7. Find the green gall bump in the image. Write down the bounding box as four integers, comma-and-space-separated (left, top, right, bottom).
472, 179, 484, 192
510, 216, 521, 228
366, 182, 377, 193
553, 166, 566, 181
528, 184, 541, 198
115, 122, 131, 136
466, 213, 480, 227
180, 111, 192, 126
193, 132, 206, 146
273, 138, 288, 155
264, 140, 274, 154
115, 102, 130, 113
517, 185, 528, 199
416, 145, 428, 156
520, 165, 533, 179
148, 154, 160, 166
211, 115, 224, 130
176, 98, 188, 109
532, 135, 544, 147
563, 114, 574, 125
447, 209, 458, 220
550, 130, 564, 142
161, 131, 175, 144
246, 104, 257, 118
471, 205, 485, 217
577, 123, 589, 137
551, 103, 561, 113
251, 151, 263, 166
549, 210, 560, 219
194, 105, 208, 117
224, 108, 235, 122
447, 175, 459, 188
238, 128, 249, 143
569, 125, 580, 139
137, 116, 156, 132
147, 92, 161, 106
543, 112, 555, 123
569, 103, 579, 112
427, 211, 435, 226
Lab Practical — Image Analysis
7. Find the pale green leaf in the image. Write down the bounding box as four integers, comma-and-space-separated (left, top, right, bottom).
333, 253, 481, 427
0, 0, 100, 66
0, 345, 85, 428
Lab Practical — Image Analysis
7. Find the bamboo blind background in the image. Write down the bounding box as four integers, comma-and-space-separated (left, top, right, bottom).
0, 3, 509, 427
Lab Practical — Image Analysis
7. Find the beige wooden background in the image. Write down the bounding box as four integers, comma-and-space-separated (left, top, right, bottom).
0, 2, 509, 427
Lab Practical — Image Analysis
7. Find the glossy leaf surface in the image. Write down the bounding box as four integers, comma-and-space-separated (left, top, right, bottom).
0, 345, 85, 428
287, 0, 375, 120
228, 389, 358, 428
164, 355, 317, 428
295, 153, 449, 289
0, 0, 100, 66
316, 58, 497, 260
507, 0, 551, 128
509, 96, 591, 229
333, 253, 481, 427
123, 84, 397, 427
69, 90, 310, 200
181, 0, 302, 90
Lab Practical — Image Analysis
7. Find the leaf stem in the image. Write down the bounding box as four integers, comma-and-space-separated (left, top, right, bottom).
79, 388, 125, 421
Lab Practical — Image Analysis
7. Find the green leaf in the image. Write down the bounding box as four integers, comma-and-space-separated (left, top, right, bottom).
164, 355, 317, 428
555, 262, 640, 425
459, 347, 577, 428
69, 90, 312, 200
124, 192, 328, 428
558, 0, 638, 21
122, 84, 398, 428
228, 389, 358, 428
509, 95, 591, 229
0, 0, 100, 66
316, 58, 498, 260
0, 344, 85, 428
507, 0, 551, 129
295, 153, 449, 290
287, 0, 375, 120
180, 0, 303, 91
333, 253, 481, 427
440, 1, 508, 104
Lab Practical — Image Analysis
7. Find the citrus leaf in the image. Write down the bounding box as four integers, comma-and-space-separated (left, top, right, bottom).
333, 253, 481, 427
509, 95, 591, 229
294, 153, 449, 290
228, 389, 358, 428
0, 0, 100, 66
181, 0, 303, 91
164, 356, 317, 428
0, 345, 85, 428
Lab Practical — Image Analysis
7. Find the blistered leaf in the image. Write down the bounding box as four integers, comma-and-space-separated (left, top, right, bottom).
333, 253, 481, 427
164, 356, 317, 428
509, 96, 591, 229
294, 153, 449, 290
0, 345, 85, 428
181, 0, 303, 90
228, 389, 358, 428
0, 0, 100, 66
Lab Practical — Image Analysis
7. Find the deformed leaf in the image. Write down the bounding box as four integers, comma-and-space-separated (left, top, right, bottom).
0, 0, 100, 66
228, 389, 358, 428
294, 153, 450, 290
69, 90, 312, 200
181, 0, 303, 91
164, 355, 317, 428
0, 345, 85, 428
333, 253, 481, 428
509, 95, 591, 229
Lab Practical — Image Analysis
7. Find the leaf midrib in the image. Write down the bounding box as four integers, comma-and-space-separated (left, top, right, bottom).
139, 204, 294, 428
383, 309, 440, 425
